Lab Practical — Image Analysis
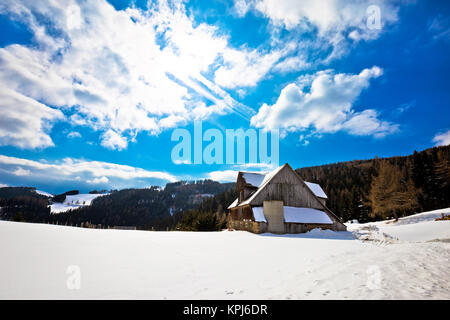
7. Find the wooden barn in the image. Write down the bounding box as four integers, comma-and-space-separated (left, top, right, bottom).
227, 163, 346, 234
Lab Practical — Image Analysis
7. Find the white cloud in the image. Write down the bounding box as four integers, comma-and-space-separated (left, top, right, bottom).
87, 176, 109, 184
251, 66, 398, 139
233, 0, 251, 17
0, 87, 64, 149
433, 130, 450, 146
0, 0, 409, 151
0, 0, 257, 149
0, 155, 178, 187
273, 55, 311, 73
67, 131, 81, 139
207, 170, 239, 182
100, 130, 128, 151
235, 0, 400, 62
214, 47, 284, 89
253, 0, 398, 34
13, 167, 31, 176
299, 135, 310, 147
342, 109, 399, 138
207, 162, 275, 182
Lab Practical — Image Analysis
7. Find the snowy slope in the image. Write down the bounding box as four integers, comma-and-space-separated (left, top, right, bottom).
50, 193, 108, 214
35, 190, 53, 197
0, 208, 449, 299
346, 207, 450, 242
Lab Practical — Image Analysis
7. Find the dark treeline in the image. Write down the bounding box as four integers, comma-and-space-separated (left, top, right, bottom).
175, 145, 449, 229
51, 180, 234, 230
0, 145, 448, 230
53, 190, 80, 203
0, 187, 51, 223
51, 187, 172, 229
296, 145, 450, 222
0, 180, 235, 230
0, 196, 50, 223
173, 187, 238, 231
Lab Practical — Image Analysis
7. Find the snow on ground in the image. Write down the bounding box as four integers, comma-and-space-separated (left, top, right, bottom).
35, 190, 53, 197
346, 207, 450, 242
0, 208, 449, 299
50, 194, 108, 214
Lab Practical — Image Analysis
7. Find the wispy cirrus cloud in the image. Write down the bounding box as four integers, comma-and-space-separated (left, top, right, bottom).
234, 0, 401, 62
214, 46, 286, 89
0, 0, 258, 150
428, 14, 450, 43
239, 0, 399, 37
0, 0, 412, 155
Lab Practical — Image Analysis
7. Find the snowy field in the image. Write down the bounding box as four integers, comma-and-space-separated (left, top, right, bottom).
50, 193, 108, 214
0, 208, 449, 299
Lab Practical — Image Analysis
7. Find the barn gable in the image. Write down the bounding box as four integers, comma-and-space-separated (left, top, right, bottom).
240, 164, 325, 209
228, 163, 346, 234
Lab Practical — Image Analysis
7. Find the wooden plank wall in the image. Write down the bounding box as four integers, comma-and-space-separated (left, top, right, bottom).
249, 166, 324, 209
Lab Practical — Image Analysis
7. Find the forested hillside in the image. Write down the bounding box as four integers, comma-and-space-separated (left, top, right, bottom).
0, 145, 448, 229
296, 145, 450, 222
173, 145, 449, 229
0, 180, 234, 230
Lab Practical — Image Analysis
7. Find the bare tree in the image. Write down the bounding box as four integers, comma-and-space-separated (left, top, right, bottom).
368, 161, 418, 221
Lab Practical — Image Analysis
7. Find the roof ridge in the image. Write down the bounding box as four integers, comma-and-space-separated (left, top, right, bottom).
238, 164, 286, 206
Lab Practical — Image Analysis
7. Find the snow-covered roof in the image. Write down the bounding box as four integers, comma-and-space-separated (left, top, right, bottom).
227, 198, 239, 209
304, 182, 327, 199
252, 207, 267, 222
241, 172, 266, 187
283, 206, 333, 224
251, 206, 333, 224
228, 164, 334, 222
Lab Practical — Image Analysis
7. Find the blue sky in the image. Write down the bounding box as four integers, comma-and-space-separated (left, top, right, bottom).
0, 0, 449, 193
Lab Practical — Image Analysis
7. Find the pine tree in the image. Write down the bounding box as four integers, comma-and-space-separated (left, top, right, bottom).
433, 156, 450, 206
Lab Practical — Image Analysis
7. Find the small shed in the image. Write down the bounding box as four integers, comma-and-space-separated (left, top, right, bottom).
227, 163, 346, 234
